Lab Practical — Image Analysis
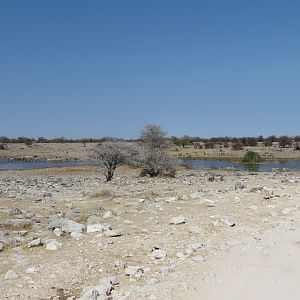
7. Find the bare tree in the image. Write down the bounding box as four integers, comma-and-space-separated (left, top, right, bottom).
92, 141, 134, 181
137, 124, 178, 177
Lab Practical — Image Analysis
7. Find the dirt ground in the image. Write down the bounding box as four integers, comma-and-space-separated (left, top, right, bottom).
0, 166, 299, 299
1, 142, 300, 161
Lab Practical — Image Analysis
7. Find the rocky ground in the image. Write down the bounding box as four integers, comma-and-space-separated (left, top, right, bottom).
0, 166, 299, 299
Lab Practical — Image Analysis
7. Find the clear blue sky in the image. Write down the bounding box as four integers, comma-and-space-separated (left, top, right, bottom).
0, 0, 299, 139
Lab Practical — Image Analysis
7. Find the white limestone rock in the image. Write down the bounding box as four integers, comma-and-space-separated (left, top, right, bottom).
170, 216, 186, 225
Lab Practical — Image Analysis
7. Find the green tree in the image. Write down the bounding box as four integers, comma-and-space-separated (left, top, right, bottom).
180, 135, 191, 148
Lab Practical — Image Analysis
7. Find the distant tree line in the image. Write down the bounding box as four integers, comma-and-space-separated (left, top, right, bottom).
1, 134, 299, 149
170, 135, 300, 149
0, 136, 130, 144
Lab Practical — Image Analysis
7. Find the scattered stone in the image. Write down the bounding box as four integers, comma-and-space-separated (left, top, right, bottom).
79, 282, 113, 300
150, 249, 167, 260
87, 224, 107, 233
262, 187, 273, 199
61, 219, 86, 234
157, 197, 177, 203
26, 267, 39, 274
18, 230, 28, 236
4, 270, 18, 280
208, 175, 215, 182
9, 207, 23, 215
114, 259, 125, 269
185, 248, 193, 255
103, 211, 113, 219
145, 204, 163, 211
197, 199, 216, 207
70, 232, 83, 240
220, 218, 236, 227
234, 197, 241, 205
235, 181, 245, 190
53, 228, 63, 237
176, 252, 186, 260
100, 276, 119, 286
125, 266, 144, 278
48, 214, 64, 230
46, 240, 63, 251
250, 187, 263, 193
104, 229, 123, 237
170, 216, 186, 225
28, 238, 43, 248
191, 243, 207, 251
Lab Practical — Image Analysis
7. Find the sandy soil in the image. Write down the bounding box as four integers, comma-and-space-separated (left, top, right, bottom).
172, 145, 300, 160
182, 214, 300, 300
0, 166, 299, 299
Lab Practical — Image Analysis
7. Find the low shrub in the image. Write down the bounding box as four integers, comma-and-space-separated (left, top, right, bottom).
0, 143, 8, 150
242, 151, 264, 163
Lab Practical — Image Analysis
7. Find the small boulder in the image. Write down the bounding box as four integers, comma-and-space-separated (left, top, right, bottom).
125, 266, 144, 278
104, 230, 122, 237
46, 240, 63, 251
9, 208, 23, 215
70, 232, 83, 240
53, 228, 63, 237
150, 249, 167, 260
79, 282, 113, 300
235, 181, 245, 190
262, 187, 273, 199
220, 218, 236, 227
157, 197, 177, 203
28, 238, 43, 248
103, 211, 113, 219
4, 270, 19, 280
114, 259, 125, 269
61, 219, 86, 234
26, 267, 39, 274
87, 224, 107, 233
170, 216, 186, 225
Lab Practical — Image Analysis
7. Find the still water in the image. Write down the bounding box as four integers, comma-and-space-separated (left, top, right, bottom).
1, 158, 300, 171
0, 158, 92, 170
182, 159, 300, 171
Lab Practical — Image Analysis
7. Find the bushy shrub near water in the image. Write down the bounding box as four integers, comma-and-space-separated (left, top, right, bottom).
242, 151, 264, 163
0, 143, 8, 150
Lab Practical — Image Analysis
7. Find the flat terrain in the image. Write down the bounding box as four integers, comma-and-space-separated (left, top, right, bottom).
0, 166, 299, 299
1, 142, 300, 161
172, 145, 300, 161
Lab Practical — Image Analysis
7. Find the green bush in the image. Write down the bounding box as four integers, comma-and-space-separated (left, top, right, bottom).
0, 143, 8, 150
242, 151, 264, 163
